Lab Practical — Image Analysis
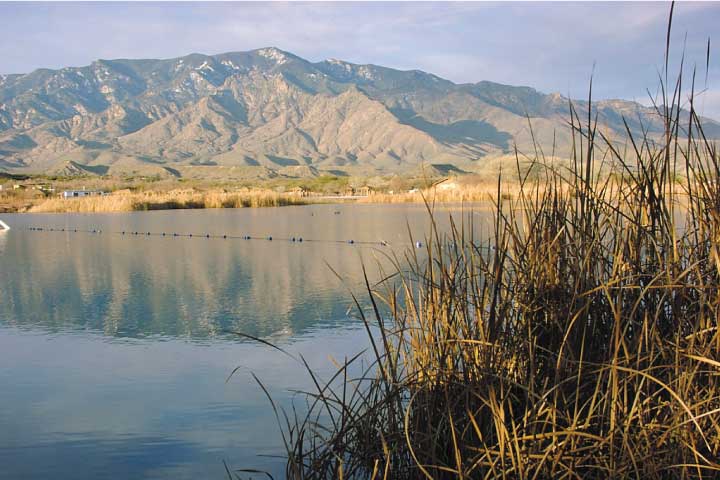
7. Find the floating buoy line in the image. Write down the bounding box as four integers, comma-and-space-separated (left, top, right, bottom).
23, 225, 426, 248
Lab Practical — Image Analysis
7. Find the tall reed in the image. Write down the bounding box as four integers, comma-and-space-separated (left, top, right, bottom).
247, 7, 720, 479
357, 183, 514, 204
28, 189, 307, 213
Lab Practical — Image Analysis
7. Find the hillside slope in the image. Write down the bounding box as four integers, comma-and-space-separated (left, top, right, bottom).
1, 48, 717, 175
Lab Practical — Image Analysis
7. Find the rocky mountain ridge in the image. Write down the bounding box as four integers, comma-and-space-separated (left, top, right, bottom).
1, 47, 717, 176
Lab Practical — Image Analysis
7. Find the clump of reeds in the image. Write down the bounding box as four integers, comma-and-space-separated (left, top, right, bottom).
27, 189, 308, 213
247, 9, 720, 479
0, 188, 47, 212
357, 183, 514, 204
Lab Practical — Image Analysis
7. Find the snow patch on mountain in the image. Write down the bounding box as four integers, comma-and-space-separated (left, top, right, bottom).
257, 48, 289, 65
195, 61, 214, 72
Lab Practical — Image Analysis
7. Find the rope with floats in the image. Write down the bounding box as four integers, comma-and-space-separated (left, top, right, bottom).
24, 225, 425, 248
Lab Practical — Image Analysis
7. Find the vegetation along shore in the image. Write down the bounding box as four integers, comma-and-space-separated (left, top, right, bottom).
0, 160, 675, 214
234, 17, 720, 480
0, 173, 524, 213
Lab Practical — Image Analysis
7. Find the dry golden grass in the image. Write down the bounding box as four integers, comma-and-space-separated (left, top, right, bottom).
0, 189, 47, 213
359, 182, 526, 204
27, 189, 308, 213
263, 147, 720, 480
240, 17, 720, 478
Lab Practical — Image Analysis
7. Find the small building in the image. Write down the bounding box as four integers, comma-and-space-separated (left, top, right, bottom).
62, 190, 104, 199
437, 181, 459, 191
344, 186, 355, 197
290, 186, 309, 198
357, 186, 372, 196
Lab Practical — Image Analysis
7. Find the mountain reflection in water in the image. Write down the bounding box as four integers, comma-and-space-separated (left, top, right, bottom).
0, 204, 490, 479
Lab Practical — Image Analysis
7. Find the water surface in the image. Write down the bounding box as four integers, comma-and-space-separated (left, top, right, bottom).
0, 204, 488, 479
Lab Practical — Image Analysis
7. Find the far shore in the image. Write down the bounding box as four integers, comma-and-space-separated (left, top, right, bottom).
1, 184, 511, 214
1, 178, 696, 214
0, 165, 539, 214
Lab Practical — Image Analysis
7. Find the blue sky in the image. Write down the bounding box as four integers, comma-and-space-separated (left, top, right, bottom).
1, 1, 719, 117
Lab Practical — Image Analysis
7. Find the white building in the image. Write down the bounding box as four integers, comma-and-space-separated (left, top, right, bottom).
62, 190, 104, 199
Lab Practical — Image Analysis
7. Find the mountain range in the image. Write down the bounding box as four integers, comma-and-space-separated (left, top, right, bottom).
1, 47, 718, 177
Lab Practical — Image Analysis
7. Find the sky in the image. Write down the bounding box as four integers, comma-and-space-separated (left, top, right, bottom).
1, 1, 719, 118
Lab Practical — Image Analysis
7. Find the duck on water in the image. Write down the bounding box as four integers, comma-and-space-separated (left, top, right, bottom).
0, 219, 10, 231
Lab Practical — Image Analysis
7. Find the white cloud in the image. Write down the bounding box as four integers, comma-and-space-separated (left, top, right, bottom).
0, 1, 717, 114
695, 88, 720, 120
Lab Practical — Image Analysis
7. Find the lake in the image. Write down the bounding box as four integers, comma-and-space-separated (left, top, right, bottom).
0, 204, 489, 479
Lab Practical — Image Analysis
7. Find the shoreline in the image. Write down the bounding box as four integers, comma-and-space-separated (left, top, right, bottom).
0, 185, 514, 214
1, 179, 695, 214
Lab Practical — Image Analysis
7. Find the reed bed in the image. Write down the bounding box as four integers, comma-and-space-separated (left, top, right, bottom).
243, 12, 720, 479
358, 183, 516, 204
28, 189, 308, 213
0, 189, 47, 213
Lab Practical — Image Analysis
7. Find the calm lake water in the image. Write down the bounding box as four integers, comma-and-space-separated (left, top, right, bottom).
0, 204, 489, 479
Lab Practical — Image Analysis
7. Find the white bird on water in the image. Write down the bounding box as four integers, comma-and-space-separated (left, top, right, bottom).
0, 219, 10, 231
